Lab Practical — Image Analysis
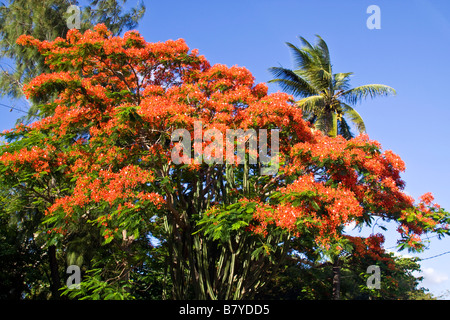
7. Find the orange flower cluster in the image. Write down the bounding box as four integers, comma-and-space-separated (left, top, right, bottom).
250, 174, 363, 243
49, 164, 161, 217
0, 143, 56, 175
345, 234, 396, 271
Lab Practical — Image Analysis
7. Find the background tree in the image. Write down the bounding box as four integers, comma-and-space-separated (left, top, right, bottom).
1, 26, 448, 300
255, 235, 436, 300
0, 1, 145, 299
269, 35, 396, 139
0, 186, 46, 299
0, 0, 145, 122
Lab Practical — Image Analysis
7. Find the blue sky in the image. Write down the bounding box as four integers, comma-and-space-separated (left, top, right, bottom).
1, 0, 449, 297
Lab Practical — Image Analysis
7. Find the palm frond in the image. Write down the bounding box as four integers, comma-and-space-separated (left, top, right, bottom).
341, 102, 366, 134
296, 95, 325, 113
285, 42, 315, 71
301, 108, 317, 124
338, 117, 355, 140
314, 68, 333, 90
341, 84, 396, 105
297, 36, 314, 50
268, 67, 318, 97
313, 35, 331, 73
297, 66, 332, 95
333, 72, 353, 92
282, 37, 334, 94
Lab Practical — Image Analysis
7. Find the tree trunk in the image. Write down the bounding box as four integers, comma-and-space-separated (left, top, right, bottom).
332, 260, 341, 300
48, 245, 61, 299
329, 111, 338, 137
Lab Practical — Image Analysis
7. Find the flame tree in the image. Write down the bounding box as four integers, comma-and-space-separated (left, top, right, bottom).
0, 25, 448, 299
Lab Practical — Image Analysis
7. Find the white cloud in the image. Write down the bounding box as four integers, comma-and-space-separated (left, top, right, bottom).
421, 268, 449, 284
386, 249, 414, 259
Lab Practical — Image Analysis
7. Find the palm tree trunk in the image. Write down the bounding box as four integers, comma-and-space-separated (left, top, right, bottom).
329, 112, 337, 137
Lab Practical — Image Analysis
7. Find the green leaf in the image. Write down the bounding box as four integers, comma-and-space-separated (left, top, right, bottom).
311, 200, 320, 211
231, 221, 248, 230
341, 84, 396, 105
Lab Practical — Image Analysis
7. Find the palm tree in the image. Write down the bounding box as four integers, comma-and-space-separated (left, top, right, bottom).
269, 35, 396, 139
